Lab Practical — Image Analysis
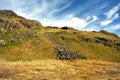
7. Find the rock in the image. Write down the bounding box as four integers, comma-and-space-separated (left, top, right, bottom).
94, 37, 120, 51
55, 45, 86, 60
0, 10, 17, 17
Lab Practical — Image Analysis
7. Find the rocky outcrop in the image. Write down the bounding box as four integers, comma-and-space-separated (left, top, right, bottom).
55, 45, 86, 60
0, 10, 17, 17
78, 35, 120, 51
0, 10, 42, 33
94, 37, 120, 51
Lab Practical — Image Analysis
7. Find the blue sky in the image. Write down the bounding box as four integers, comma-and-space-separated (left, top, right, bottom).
0, 0, 120, 36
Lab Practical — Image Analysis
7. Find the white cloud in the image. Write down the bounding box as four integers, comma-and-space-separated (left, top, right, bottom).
100, 4, 120, 26
41, 14, 98, 30
84, 26, 98, 31
87, 16, 98, 24
92, 16, 98, 21
101, 20, 112, 26
101, 13, 119, 26
41, 15, 87, 29
15, 10, 32, 19
32, 0, 48, 15
104, 3, 120, 19
106, 24, 120, 31
47, 0, 74, 17
85, 16, 91, 21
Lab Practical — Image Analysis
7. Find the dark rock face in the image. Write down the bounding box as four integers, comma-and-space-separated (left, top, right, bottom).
0, 10, 42, 32
55, 45, 86, 60
78, 35, 120, 51
0, 10, 17, 17
0, 18, 20, 31
95, 37, 120, 51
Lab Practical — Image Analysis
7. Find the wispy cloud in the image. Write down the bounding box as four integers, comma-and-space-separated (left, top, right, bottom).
106, 24, 120, 31
13, 0, 74, 19
47, 0, 74, 17
104, 3, 120, 19
87, 16, 98, 24
100, 3, 120, 26
101, 13, 119, 26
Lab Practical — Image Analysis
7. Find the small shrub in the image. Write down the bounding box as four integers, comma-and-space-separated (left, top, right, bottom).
61, 26, 69, 30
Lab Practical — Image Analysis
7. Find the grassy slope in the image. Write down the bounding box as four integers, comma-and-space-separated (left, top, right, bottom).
0, 28, 56, 61
0, 27, 120, 63
46, 28, 120, 63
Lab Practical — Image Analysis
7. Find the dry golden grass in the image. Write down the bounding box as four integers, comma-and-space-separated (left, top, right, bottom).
0, 60, 120, 80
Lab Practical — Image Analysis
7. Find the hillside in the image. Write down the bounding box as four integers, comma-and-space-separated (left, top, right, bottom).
0, 10, 120, 80
0, 10, 120, 62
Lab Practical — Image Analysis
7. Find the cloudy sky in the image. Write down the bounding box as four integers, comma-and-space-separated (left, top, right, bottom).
0, 0, 120, 36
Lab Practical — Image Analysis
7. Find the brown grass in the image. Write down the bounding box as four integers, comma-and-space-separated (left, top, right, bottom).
0, 60, 120, 80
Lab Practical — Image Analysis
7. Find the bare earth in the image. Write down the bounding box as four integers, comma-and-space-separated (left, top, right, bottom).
0, 60, 120, 80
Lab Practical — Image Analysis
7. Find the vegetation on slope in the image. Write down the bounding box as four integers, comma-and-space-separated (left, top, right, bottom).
46, 27, 120, 62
